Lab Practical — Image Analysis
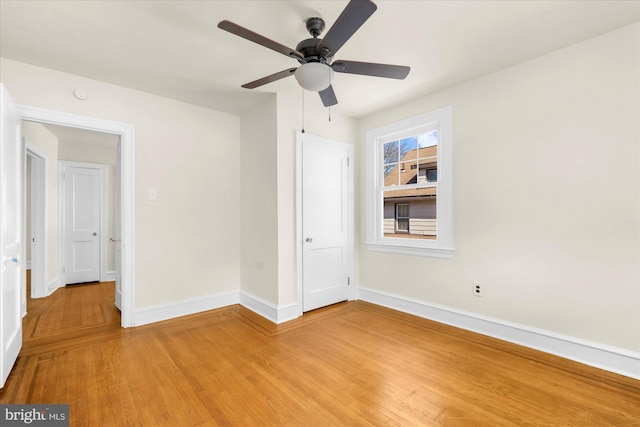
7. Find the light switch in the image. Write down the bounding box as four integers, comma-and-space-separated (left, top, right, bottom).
148, 188, 157, 201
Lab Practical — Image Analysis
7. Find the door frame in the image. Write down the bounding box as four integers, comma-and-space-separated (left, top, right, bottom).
16, 105, 135, 327
59, 160, 106, 286
25, 142, 48, 299
295, 131, 355, 314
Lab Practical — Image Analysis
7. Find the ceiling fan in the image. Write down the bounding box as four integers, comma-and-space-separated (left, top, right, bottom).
218, 0, 410, 107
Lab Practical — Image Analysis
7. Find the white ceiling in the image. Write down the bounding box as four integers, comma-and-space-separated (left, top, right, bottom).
1, 1, 638, 118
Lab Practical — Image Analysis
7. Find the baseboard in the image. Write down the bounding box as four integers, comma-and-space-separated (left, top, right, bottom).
131, 290, 302, 328
102, 271, 116, 282
239, 291, 301, 324
133, 291, 239, 327
357, 287, 640, 380
115, 289, 122, 311
46, 277, 60, 296
26, 261, 32, 270
276, 303, 302, 324
348, 284, 359, 302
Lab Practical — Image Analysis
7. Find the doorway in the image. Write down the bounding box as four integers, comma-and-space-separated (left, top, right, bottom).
60, 161, 108, 285
25, 143, 47, 300
17, 105, 135, 327
296, 132, 354, 313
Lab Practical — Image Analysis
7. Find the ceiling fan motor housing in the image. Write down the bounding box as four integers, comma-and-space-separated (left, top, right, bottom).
296, 18, 332, 64
296, 38, 330, 64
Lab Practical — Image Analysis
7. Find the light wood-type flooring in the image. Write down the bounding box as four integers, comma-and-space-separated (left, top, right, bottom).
1, 278, 639, 426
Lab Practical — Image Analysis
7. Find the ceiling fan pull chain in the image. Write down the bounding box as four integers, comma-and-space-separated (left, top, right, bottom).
328, 106, 331, 123
301, 88, 305, 133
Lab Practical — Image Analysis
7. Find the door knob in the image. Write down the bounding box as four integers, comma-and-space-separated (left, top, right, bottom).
93, 232, 98, 236
305, 237, 313, 243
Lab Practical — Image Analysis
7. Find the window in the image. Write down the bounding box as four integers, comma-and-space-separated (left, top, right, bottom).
395, 204, 410, 233
366, 106, 453, 258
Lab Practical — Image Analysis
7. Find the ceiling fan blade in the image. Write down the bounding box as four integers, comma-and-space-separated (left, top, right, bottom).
319, 85, 338, 107
316, 0, 377, 58
218, 20, 304, 61
242, 68, 297, 89
332, 60, 410, 79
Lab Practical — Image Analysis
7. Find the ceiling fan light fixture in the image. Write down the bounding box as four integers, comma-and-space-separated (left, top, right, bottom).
295, 62, 334, 92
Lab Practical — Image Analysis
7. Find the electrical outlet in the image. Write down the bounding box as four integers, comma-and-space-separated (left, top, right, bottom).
472, 282, 484, 297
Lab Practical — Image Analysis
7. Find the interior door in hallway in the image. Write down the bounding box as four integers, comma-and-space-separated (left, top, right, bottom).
63, 162, 103, 284
301, 134, 353, 312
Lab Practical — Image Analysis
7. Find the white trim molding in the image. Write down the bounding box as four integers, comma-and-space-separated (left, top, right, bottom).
357, 286, 640, 380
25, 142, 48, 299
47, 277, 60, 296
365, 106, 454, 258
15, 104, 136, 328
133, 291, 239, 327
132, 290, 301, 328
115, 288, 122, 312
239, 291, 301, 324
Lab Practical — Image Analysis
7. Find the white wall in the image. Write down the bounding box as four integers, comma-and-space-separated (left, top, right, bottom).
240, 95, 279, 303
2, 56, 358, 319
22, 121, 59, 285
356, 23, 639, 352
237, 89, 357, 319
238, 91, 357, 311
2, 58, 242, 309
58, 139, 117, 163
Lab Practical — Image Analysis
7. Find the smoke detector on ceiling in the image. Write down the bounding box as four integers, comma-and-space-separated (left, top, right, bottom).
73, 89, 87, 100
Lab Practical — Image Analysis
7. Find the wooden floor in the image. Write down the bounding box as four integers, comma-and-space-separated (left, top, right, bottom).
1, 281, 639, 426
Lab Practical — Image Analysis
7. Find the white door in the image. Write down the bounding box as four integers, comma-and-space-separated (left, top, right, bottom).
301, 134, 353, 312
63, 163, 102, 284
0, 83, 23, 388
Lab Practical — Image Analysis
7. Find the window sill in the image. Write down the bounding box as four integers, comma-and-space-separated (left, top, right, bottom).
366, 242, 454, 259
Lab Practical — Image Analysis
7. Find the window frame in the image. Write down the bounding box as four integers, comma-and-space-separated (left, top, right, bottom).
395, 203, 410, 233
365, 106, 454, 258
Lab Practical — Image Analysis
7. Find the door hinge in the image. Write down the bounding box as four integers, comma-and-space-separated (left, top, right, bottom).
347, 157, 350, 167
347, 276, 350, 286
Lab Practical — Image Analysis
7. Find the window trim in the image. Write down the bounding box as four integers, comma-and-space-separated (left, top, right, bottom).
365, 106, 454, 258
395, 203, 410, 233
